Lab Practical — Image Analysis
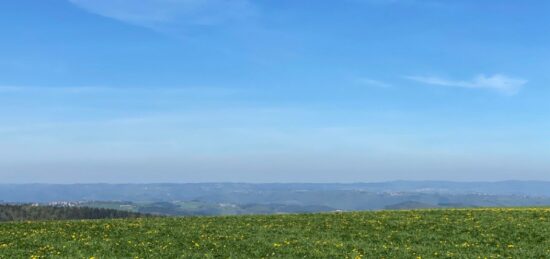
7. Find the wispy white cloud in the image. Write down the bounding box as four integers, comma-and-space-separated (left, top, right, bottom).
354, 78, 392, 88
68, 0, 257, 31
406, 74, 527, 95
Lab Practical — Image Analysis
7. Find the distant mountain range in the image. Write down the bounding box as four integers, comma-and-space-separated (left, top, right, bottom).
2, 181, 550, 215
2, 181, 550, 202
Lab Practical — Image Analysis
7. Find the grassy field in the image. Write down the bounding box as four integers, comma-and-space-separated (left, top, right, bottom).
1, 208, 549, 258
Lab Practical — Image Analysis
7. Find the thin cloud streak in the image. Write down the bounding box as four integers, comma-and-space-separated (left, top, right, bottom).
354, 78, 392, 88
406, 74, 527, 95
68, 0, 258, 30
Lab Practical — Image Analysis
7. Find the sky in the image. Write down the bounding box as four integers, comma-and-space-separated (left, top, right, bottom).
1, 0, 549, 183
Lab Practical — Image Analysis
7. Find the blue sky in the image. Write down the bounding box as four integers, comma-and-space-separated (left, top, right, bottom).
1, 0, 549, 183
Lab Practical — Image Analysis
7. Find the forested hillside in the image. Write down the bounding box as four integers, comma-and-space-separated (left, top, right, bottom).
0, 204, 145, 222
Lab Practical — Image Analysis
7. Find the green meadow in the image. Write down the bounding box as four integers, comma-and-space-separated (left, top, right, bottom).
1, 208, 549, 258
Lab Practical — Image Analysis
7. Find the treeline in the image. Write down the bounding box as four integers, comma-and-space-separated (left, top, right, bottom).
0, 204, 147, 222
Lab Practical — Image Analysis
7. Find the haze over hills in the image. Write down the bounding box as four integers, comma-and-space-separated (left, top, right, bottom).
2, 181, 550, 202
2, 181, 550, 216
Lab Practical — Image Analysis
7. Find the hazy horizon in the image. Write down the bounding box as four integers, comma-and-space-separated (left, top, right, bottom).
2, 0, 549, 183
